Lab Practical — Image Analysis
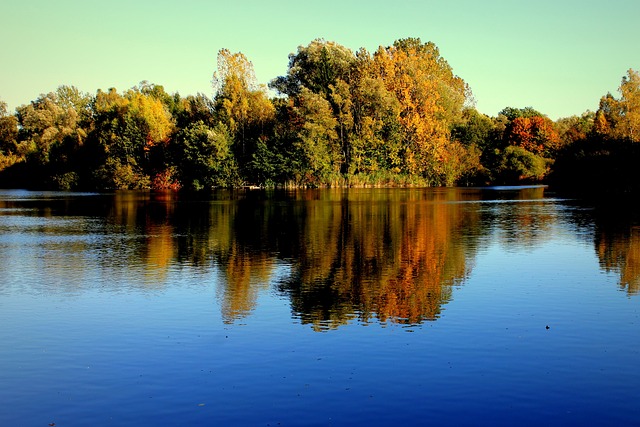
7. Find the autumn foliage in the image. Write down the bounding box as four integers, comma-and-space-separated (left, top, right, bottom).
0, 40, 638, 191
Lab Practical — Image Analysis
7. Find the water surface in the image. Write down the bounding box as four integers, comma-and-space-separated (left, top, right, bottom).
0, 187, 638, 426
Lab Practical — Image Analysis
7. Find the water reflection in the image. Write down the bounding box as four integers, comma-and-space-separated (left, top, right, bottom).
1, 188, 639, 328
589, 203, 640, 296
274, 189, 484, 329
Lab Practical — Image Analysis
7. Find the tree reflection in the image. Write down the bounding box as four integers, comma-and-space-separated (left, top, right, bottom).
5, 187, 639, 328
269, 189, 484, 329
147, 188, 486, 329
593, 209, 640, 296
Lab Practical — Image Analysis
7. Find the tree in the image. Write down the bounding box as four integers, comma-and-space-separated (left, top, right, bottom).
506, 115, 560, 156
88, 87, 175, 189
349, 71, 403, 175
498, 145, 549, 183
369, 38, 470, 180
126, 89, 175, 151
555, 112, 594, 146
292, 88, 341, 185
451, 108, 495, 150
269, 39, 355, 98
498, 106, 544, 121
174, 93, 216, 129
618, 69, 640, 141
595, 69, 640, 142
16, 90, 85, 165
0, 99, 22, 171
213, 49, 275, 163
174, 121, 240, 190
271, 40, 358, 181
0, 100, 18, 156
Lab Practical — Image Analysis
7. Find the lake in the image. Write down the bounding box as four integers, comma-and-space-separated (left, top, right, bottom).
0, 187, 638, 426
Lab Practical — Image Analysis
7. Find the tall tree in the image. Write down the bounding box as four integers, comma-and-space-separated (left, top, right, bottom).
270, 39, 355, 98
370, 38, 470, 180
349, 51, 404, 175
292, 88, 341, 185
213, 49, 274, 162
0, 100, 18, 156
595, 69, 640, 142
0, 99, 21, 171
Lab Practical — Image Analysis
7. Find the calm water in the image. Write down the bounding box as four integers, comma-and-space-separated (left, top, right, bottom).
0, 187, 638, 426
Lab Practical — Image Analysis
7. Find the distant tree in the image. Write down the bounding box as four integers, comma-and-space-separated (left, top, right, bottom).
16, 90, 85, 165
618, 69, 640, 141
498, 106, 544, 121
498, 145, 549, 183
506, 115, 561, 157
0, 99, 22, 172
249, 98, 300, 185
552, 70, 640, 194
174, 93, 216, 129
555, 112, 594, 146
451, 108, 494, 150
348, 66, 403, 174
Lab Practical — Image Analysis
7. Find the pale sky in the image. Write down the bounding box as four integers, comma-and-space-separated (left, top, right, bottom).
1, 0, 639, 120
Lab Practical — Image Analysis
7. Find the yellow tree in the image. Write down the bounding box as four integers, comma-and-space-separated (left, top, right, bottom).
125, 90, 175, 151
370, 38, 469, 181
0, 100, 20, 169
595, 69, 640, 142
213, 49, 275, 158
349, 50, 403, 175
619, 69, 640, 141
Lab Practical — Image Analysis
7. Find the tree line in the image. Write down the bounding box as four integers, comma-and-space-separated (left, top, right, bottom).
0, 38, 638, 192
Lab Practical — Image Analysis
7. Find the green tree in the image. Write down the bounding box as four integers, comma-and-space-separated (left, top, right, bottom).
346, 49, 406, 176
175, 121, 240, 190
292, 88, 341, 185
498, 106, 543, 121
498, 145, 549, 183
16, 90, 85, 165
451, 108, 494, 150
174, 93, 216, 129
270, 39, 355, 98
249, 98, 299, 186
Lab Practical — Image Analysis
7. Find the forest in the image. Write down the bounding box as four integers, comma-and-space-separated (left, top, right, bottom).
0, 38, 639, 193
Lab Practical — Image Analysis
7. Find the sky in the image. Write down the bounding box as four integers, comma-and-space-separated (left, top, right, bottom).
1, 0, 639, 120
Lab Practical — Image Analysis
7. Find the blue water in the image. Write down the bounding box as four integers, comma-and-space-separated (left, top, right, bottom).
0, 188, 638, 426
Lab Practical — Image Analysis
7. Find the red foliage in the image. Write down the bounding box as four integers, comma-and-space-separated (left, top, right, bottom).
507, 116, 560, 155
